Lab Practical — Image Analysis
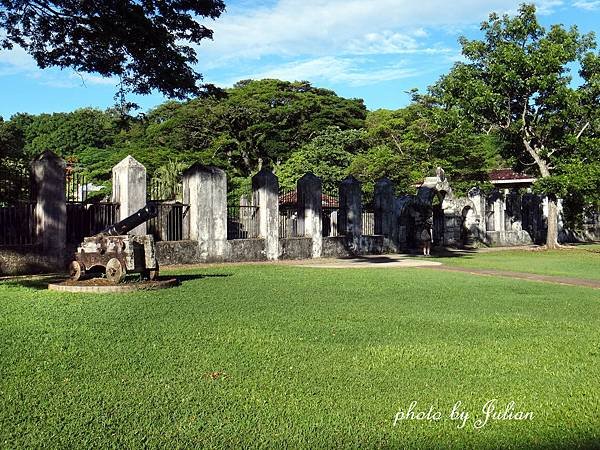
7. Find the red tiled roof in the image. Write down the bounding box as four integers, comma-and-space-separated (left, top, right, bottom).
489, 169, 536, 182
279, 190, 339, 207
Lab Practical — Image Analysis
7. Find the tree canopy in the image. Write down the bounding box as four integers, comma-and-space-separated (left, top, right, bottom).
431, 3, 599, 247
0, 0, 225, 99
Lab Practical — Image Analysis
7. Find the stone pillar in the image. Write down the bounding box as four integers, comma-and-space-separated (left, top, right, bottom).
252, 169, 279, 260
494, 191, 505, 232
31, 151, 66, 252
339, 176, 362, 251
468, 187, 486, 241
297, 173, 322, 258
182, 164, 227, 261
112, 155, 147, 235
375, 178, 395, 250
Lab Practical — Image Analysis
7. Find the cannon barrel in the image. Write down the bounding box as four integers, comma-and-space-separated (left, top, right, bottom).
98, 203, 158, 236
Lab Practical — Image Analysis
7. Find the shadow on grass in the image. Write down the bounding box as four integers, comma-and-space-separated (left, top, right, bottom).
335, 247, 479, 264
175, 273, 232, 284
0, 273, 232, 291
0, 275, 66, 291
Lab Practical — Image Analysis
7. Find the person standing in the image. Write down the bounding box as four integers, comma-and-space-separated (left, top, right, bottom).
420, 219, 433, 256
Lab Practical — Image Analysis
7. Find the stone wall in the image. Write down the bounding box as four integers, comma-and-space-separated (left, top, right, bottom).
155, 240, 203, 266
322, 237, 352, 258
227, 239, 267, 262
279, 237, 313, 260
560, 226, 600, 243
2, 154, 599, 276
156, 239, 268, 265
484, 231, 534, 247
322, 235, 386, 258
0, 247, 65, 276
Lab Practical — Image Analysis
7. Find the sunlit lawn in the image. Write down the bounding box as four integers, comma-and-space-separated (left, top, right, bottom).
431, 243, 600, 280
1, 259, 599, 448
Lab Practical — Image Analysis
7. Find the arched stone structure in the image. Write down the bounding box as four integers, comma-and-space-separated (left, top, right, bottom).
412, 173, 477, 247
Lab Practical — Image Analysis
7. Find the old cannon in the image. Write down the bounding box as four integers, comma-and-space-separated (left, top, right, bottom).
69, 204, 159, 283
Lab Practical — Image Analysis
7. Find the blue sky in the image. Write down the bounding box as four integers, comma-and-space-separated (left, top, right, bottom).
0, 0, 599, 119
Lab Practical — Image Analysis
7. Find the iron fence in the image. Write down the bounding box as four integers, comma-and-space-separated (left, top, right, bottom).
279, 188, 304, 238
66, 170, 89, 203
147, 202, 189, 242
0, 202, 37, 246
66, 202, 120, 244
321, 190, 342, 237
362, 209, 375, 236
148, 178, 183, 202
279, 206, 305, 238
228, 205, 260, 239
0, 165, 31, 206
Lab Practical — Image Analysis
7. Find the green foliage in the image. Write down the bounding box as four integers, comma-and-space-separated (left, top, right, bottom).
432, 3, 597, 182
0, 117, 25, 163
18, 108, 117, 157
364, 103, 504, 196
149, 159, 188, 201
141, 79, 367, 179
534, 160, 600, 228
277, 127, 366, 193
0, 1, 226, 99
0, 81, 369, 199
348, 145, 414, 198
430, 3, 599, 245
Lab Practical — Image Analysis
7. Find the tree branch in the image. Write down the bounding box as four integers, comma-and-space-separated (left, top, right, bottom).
576, 121, 590, 140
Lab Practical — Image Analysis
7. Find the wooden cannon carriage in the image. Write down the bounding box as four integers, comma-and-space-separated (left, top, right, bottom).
69, 204, 159, 283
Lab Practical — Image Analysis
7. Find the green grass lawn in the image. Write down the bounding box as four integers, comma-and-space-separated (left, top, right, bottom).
431, 243, 600, 280
1, 263, 600, 448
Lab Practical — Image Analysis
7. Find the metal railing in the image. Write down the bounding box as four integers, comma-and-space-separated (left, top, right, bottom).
227, 205, 259, 239
0, 202, 37, 246
322, 207, 341, 237
0, 165, 31, 206
321, 190, 343, 237
66, 202, 120, 244
362, 209, 376, 236
148, 178, 183, 203
147, 202, 189, 242
66, 170, 89, 203
279, 206, 305, 238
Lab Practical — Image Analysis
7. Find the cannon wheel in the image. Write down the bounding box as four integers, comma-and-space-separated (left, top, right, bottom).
69, 261, 85, 281
106, 258, 126, 283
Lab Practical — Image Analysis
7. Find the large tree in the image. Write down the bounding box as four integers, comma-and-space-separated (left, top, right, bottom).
143, 79, 367, 177
0, 0, 225, 99
433, 4, 598, 248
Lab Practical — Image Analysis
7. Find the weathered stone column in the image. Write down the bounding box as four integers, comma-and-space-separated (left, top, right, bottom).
494, 190, 506, 232
375, 178, 395, 250
31, 151, 66, 252
297, 173, 322, 258
339, 175, 362, 251
252, 169, 279, 260
112, 155, 147, 235
468, 187, 486, 241
182, 164, 227, 262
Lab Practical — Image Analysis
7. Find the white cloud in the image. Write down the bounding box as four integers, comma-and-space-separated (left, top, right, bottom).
572, 0, 600, 9
228, 56, 422, 87
0, 45, 116, 87
0, 46, 38, 75
535, 0, 564, 14
198, 0, 563, 65
345, 31, 452, 56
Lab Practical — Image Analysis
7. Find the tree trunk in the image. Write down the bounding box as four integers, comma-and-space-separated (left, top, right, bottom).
522, 139, 560, 249
546, 193, 560, 249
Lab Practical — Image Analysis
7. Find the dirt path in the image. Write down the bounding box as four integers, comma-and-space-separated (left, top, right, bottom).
419, 265, 600, 289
